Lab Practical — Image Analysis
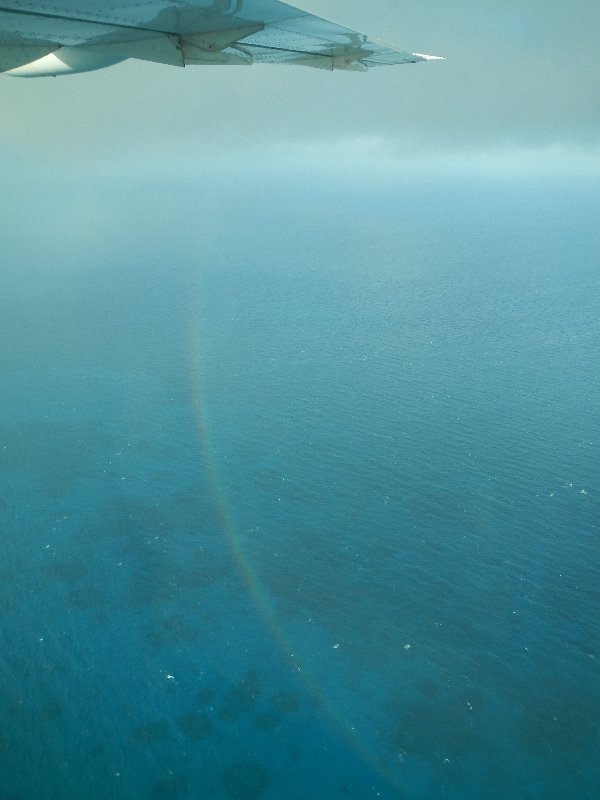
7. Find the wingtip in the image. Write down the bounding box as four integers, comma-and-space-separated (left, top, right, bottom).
413, 53, 446, 61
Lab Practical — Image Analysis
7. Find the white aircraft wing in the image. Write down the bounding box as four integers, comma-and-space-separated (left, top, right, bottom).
0, 0, 442, 77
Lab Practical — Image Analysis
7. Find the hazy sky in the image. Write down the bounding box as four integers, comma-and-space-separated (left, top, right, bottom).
1, 1, 600, 170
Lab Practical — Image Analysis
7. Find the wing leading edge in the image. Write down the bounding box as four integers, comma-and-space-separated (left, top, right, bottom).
0, 1, 443, 77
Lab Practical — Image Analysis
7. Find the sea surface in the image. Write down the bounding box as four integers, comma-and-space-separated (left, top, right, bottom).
1, 167, 599, 799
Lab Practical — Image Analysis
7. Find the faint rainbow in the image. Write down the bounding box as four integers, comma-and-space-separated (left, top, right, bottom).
187, 296, 406, 795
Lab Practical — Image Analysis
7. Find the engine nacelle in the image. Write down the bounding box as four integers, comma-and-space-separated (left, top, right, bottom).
5, 47, 126, 77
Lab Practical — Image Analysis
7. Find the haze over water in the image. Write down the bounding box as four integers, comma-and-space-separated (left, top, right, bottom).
1, 165, 599, 799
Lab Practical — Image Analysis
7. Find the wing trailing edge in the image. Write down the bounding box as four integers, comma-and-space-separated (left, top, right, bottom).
0, 1, 443, 77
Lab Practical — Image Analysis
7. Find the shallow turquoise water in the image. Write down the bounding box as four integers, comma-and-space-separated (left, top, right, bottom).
1, 173, 599, 799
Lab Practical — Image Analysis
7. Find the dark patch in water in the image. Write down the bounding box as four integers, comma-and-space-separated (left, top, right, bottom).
152, 772, 190, 799
43, 558, 87, 583
133, 720, 170, 744
271, 689, 300, 714
219, 671, 261, 722
196, 688, 216, 705
254, 712, 280, 732
176, 712, 213, 740
102, 496, 171, 541
390, 693, 491, 759
0, 422, 108, 495
101, 495, 233, 609
417, 679, 441, 700
221, 761, 271, 800
39, 702, 62, 720
515, 681, 598, 759
68, 586, 105, 611
146, 612, 199, 647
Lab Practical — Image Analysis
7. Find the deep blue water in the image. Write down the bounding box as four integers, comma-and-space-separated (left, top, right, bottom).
1, 171, 599, 799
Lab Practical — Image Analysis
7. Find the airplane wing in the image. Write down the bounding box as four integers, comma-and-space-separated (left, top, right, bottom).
0, 0, 442, 77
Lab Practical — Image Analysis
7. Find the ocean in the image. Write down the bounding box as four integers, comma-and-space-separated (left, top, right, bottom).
1, 165, 599, 799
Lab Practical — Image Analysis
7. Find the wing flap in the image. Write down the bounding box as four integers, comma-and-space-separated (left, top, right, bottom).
0, 1, 442, 74
0, 44, 58, 71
